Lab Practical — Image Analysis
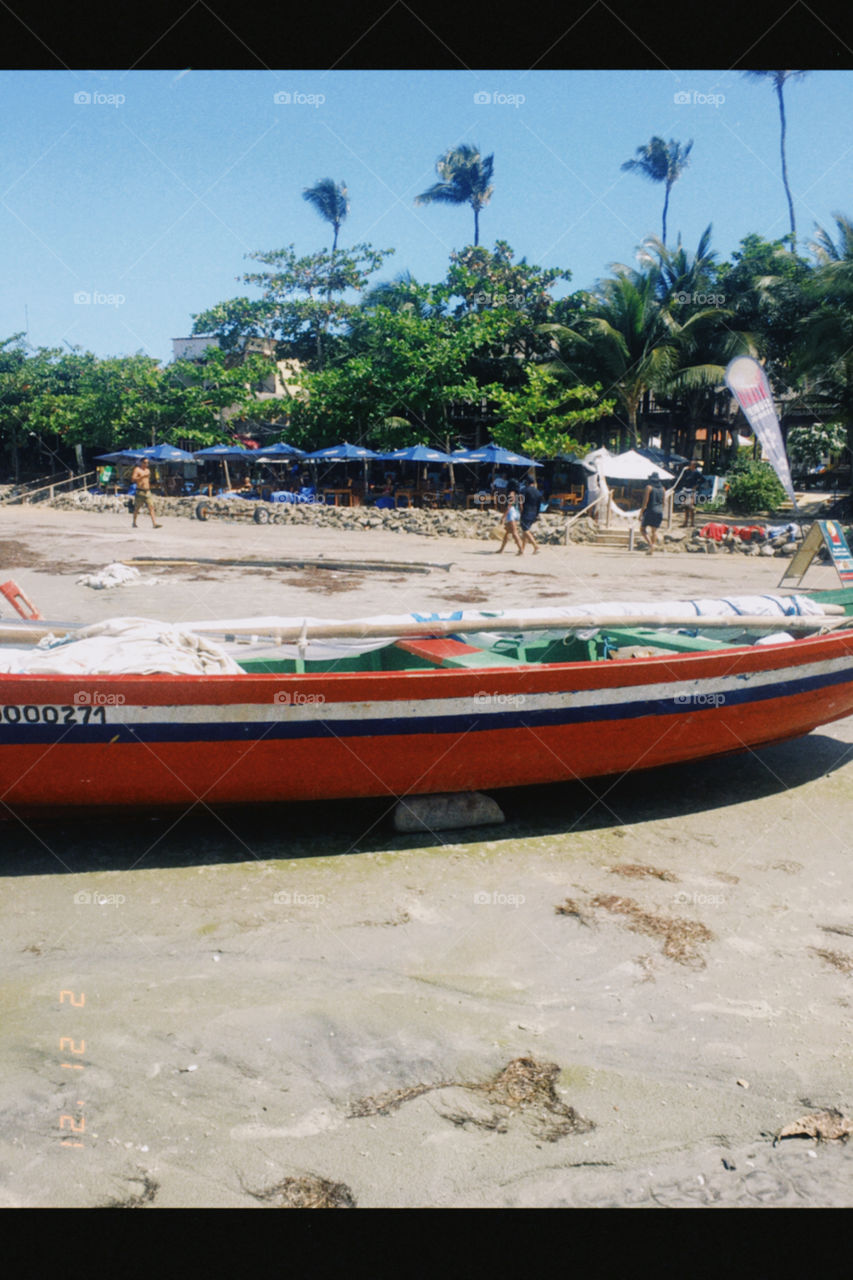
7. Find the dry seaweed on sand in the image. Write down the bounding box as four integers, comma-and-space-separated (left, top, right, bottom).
348, 1057, 594, 1142
810, 946, 853, 974
441, 1107, 509, 1133
775, 1109, 853, 1145
98, 1173, 159, 1209
474, 1057, 595, 1143
347, 1081, 451, 1118
589, 893, 713, 967
244, 1174, 356, 1208
554, 897, 591, 925
608, 863, 678, 882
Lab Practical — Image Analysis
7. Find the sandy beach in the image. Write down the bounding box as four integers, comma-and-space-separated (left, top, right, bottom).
1, 503, 852, 1208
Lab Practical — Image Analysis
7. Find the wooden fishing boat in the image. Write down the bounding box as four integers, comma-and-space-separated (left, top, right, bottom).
1, 589, 853, 812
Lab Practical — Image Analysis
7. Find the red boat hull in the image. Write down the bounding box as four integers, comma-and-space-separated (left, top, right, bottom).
2, 631, 853, 810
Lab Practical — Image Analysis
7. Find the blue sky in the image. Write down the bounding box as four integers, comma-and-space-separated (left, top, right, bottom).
1, 68, 851, 366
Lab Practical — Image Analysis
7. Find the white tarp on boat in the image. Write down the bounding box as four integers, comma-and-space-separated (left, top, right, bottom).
0, 596, 831, 672
0, 618, 243, 675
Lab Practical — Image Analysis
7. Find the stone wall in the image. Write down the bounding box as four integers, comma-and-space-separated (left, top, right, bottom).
45, 489, 570, 544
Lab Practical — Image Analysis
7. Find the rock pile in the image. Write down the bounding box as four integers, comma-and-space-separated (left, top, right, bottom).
47, 489, 570, 543
683, 528, 802, 557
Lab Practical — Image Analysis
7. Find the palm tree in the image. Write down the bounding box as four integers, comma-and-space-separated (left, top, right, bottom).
415, 144, 494, 246
549, 270, 677, 448
809, 212, 853, 266
621, 137, 692, 246
637, 224, 717, 308
302, 178, 349, 252
547, 256, 748, 455
743, 71, 808, 251
798, 211, 853, 462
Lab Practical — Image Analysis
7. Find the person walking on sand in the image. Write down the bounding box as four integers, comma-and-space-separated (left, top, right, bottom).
639, 471, 665, 553
677, 459, 702, 528
130, 459, 162, 529
518, 472, 543, 555
496, 488, 524, 555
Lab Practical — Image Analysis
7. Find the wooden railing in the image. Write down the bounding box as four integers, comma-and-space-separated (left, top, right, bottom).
0, 471, 97, 506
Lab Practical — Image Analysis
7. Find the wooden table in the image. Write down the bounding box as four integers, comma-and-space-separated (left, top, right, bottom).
394, 489, 417, 508
548, 490, 584, 510
321, 488, 353, 507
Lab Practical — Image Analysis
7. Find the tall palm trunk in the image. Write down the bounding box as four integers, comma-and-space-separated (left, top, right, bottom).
776, 80, 797, 250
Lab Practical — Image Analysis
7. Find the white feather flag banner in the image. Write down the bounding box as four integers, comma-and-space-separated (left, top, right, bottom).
725, 357, 797, 508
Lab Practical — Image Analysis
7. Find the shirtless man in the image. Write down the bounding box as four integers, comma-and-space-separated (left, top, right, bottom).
130, 459, 162, 529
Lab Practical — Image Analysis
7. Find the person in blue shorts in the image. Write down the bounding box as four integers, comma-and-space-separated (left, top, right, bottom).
496, 488, 524, 554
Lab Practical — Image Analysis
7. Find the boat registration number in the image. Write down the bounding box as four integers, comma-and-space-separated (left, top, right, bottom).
2, 704, 109, 725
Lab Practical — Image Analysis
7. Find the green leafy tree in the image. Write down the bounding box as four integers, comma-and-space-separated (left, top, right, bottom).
620, 137, 692, 245
716, 233, 813, 383
786, 421, 846, 472
415, 144, 494, 246
743, 71, 809, 250
291, 306, 480, 450
0, 337, 60, 480
436, 241, 572, 396
193, 243, 393, 369
484, 366, 615, 459
302, 178, 349, 252
0, 341, 279, 472
795, 214, 853, 461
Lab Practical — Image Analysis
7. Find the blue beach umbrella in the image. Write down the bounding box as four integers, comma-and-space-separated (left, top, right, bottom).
454, 442, 542, 467
380, 443, 459, 495
253, 441, 307, 460
305, 441, 382, 493
305, 441, 381, 460
380, 444, 456, 463
142, 443, 199, 464
94, 449, 148, 463
193, 444, 256, 460
193, 443, 258, 492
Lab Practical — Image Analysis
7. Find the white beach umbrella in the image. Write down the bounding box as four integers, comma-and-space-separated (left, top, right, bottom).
595, 449, 674, 481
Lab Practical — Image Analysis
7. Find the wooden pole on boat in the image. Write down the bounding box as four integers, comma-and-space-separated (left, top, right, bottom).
0, 608, 847, 648
189, 610, 852, 642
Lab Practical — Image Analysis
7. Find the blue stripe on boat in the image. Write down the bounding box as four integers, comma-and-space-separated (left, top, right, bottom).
1, 662, 851, 746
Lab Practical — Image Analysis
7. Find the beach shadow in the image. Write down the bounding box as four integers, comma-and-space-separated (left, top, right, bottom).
0, 732, 849, 875
493, 729, 853, 839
